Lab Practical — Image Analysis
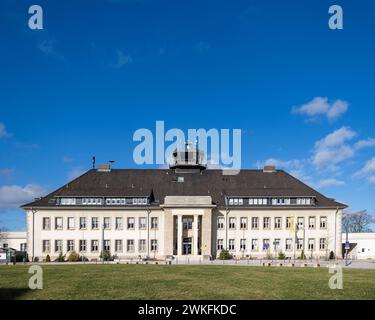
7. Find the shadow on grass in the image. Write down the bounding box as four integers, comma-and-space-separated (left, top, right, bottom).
0, 288, 30, 300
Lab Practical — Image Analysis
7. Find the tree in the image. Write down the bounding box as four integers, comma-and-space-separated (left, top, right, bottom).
342, 210, 374, 233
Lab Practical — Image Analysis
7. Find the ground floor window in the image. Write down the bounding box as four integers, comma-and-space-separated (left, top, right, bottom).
251, 239, 258, 251
285, 239, 292, 251
91, 240, 99, 252
67, 240, 74, 252
228, 239, 235, 251
217, 239, 224, 251
104, 240, 111, 251
115, 240, 123, 252
308, 239, 315, 250
139, 239, 146, 252
151, 239, 158, 252
240, 239, 246, 251
296, 238, 303, 250
79, 240, 86, 252
55, 240, 62, 252
319, 238, 327, 250
42, 240, 50, 253
262, 239, 270, 251
127, 240, 134, 252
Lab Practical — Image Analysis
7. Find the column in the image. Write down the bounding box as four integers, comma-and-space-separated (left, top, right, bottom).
193, 215, 199, 255
177, 215, 183, 256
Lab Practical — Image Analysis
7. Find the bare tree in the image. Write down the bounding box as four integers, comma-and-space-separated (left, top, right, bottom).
342, 210, 374, 233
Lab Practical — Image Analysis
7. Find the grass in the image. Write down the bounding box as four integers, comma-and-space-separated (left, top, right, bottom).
0, 264, 375, 300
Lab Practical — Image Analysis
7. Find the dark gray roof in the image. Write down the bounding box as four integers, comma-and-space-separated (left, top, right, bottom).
21, 168, 347, 209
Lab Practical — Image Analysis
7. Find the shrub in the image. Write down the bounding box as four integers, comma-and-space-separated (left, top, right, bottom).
54, 252, 65, 262
45, 254, 51, 263
278, 252, 286, 260
67, 251, 80, 262
100, 250, 112, 261
299, 250, 306, 260
219, 249, 232, 260
329, 251, 336, 260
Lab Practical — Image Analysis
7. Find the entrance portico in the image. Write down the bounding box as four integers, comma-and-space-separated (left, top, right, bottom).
162, 196, 214, 258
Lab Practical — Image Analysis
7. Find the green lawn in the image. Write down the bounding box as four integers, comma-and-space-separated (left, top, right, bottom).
0, 264, 374, 300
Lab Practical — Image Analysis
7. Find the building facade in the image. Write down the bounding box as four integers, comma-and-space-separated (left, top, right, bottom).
22, 147, 346, 261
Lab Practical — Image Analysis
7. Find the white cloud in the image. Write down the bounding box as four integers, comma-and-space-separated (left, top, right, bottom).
0, 184, 46, 208
38, 39, 65, 60
112, 50, 132, 68
353, 157, 375, 184
292, 97, 348, 121
312, 127, 356, 170
0, 168, 15, 179
0, 122, 11, 139
316, 178, 345, 188
354, 138, 375, 150
63, 156, 73, 163
68, 167, 85, 180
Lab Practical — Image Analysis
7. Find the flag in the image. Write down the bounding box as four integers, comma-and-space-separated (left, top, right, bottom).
290, 215, 294, 232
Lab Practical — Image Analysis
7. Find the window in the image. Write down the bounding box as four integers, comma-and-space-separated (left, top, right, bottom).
67, 217, 75, 230
286, 217, 291, 229
297, 238, 303, 250
55, 240, 62, 252
319, 238, 327, 250
151, 240, 158, 252
42, 217, 50, 230
20, 243, 27, 251
274, 217, 282, 229
42, 240, 50, 253
115, 240, 123, 252
263, 217, 270, 229
80, 240, 86, 252
262, 239, 270, 251
217, 239, 224, 251
228, 239, 235, 251
60, 198, 76, 205
79, 217, 87, 229
308, 239, 315, 251
67, 240, 74, 252
104, 217, 111, 229
251, 239, 258, 251
104, 240, 111, 251
320, 217, 327, 229
285, 239, 292, 251
127, 240, 134, 252
115, 217, 123, 230
240, 217, 247, 229
297, 217, 304, 229
92, 217, 99, 229
82, 198, 102, 206
274, 239, 281, 251
151, 217, 158, 229
308, 217, 316, 229
240, 239, 246, 251
183, 217, 193, 230
251, 217, 259, 229
2, 243, 8, 249
139, 239, 146, 252
229, 217, 236, 229
127, 217, 135, 229
55, 217, 63, 230
91, 240, 99, 252
139, 217, 147, 229
217, 217, 224, 229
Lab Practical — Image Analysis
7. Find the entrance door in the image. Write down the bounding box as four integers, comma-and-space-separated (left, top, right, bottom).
183, 237, 192, 255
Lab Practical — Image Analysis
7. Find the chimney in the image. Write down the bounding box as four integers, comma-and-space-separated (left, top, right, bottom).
97, 164, 111, 172
263, 165, 276, 173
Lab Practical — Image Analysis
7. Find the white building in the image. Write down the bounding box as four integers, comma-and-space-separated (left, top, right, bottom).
342, 233, 375, 260
21, 146, 346, 262
0, 232, 27, 252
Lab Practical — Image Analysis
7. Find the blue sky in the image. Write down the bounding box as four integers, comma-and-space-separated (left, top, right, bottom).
0, 0, 375, 230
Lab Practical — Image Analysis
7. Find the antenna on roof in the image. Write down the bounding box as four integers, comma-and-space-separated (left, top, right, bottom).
92, 156, 96, 169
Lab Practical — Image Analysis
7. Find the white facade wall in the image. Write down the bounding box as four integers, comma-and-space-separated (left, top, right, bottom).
26, 207, 343, 261
343, 233, 375, 260
215, 209, 342, 259
0, 232, 27, 251
26, 209, 165, 261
